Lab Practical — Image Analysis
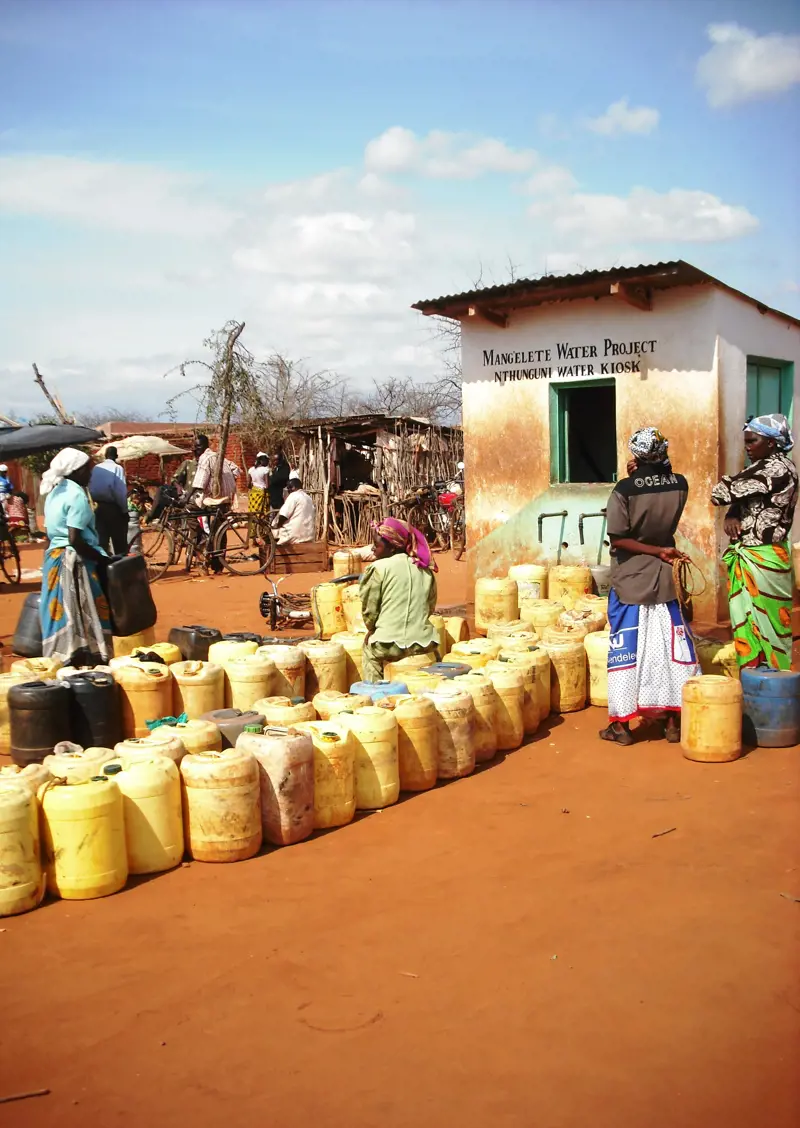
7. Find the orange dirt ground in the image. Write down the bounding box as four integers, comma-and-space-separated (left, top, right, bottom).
0, 545, 798, 1128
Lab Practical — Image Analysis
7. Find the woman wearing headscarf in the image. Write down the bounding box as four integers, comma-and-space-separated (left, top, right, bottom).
359, 517, 440, 683
39, 448, 112, 667
711, 414, 798, 671
602, 427, 699, 746
247, 452, 270, 515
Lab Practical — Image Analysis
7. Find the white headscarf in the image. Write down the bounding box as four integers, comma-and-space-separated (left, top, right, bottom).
40, 448, 90, 496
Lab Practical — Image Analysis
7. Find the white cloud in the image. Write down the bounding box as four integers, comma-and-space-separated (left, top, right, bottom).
585, 97, 659, 136
0, 154, 238, 236
524, 166, 577, 196
697, 23, 800, 107
529, 186, 758, 245
364, 126, 537, 178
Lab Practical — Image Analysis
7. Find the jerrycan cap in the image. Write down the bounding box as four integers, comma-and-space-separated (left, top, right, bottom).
90, 775, 110, 782
290, 696, 305, 705
103, 763, 123, 775
243, 724, 264, 734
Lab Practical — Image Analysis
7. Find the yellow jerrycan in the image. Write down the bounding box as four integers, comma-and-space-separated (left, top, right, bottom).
254, 696, 315, 726
549, 565, 592, 611
169, 660, 224, 719
256, 645, 307, 699
300, 640, 348, 696
237, 728, 315, 847
312, 582, 349, 638
331, 631, 366, 686
474, 577, 518, 636
0, 780, 46, 917
540, 637, 587, 714
342, 707, 400, 810
115, 664, 174, 738
681, 676, 743, 763
179, 748, 262, 862
425, 685, 476, 780
39, 776, 128, 899
584, 632, 610, 707
453, 673, 499, 763
294, 720, 356, 830
224, 653, 276, 711
104, 757, 184, 874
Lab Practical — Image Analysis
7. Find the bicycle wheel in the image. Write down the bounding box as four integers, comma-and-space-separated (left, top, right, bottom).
139, 525, 174, 583
0, 530, 21, 584
216, 513, 276, 576
450, 503, 466, 561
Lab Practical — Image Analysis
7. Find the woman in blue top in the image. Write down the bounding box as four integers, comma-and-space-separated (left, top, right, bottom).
40, 448, 112, 666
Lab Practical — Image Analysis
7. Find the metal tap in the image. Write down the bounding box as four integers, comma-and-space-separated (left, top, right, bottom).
537, 510, 568, 542
577, 510, 607, 546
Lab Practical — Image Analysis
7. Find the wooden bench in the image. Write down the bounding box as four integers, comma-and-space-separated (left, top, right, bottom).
272, 539, 329, 574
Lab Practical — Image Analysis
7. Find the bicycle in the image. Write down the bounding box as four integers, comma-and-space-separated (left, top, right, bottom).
141, 494, 276, 580
258, 575, 314, 632
0, 504, 21, 585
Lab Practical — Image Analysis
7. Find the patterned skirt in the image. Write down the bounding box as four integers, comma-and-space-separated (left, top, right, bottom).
248, 487, 266, 514
723, 541, 793, 670
40, 546, 112, 667
607, 590, 699, 723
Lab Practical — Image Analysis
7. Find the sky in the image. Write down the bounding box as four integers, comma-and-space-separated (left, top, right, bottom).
1, 0, 798, 422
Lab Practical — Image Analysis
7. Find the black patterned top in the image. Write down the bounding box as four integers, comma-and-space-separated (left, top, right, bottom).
711, 453, 798, 546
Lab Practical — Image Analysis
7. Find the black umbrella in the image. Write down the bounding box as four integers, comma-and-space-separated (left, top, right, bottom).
0, 424, 104, 460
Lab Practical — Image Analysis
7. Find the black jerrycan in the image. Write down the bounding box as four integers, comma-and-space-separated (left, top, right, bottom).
105, 555, 157, 637
168, 625, 223, 661
68, 671, 123, 749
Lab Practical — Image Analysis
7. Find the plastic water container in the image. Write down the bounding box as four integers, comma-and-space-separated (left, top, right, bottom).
10, 656, 64, 680
342, 707, 400, 810
12, 593, 43, 658
153, 719, 221, 758
540, 637, 587, 713
200, 708, 265, 749
255, 696, 315, 726
67, 672, 122, 750
114, 730, 187, 766
224, 654, 276, 711
488, 653, 544, 734
237, 728, 315, 846
56, 665, 114, 682
256, 645, 306, 699
0, 780, 45, 917
486, 619, 534, 641
130, 642, 182, 666
170, 661, 225, 719
104, 554, 157, 638
44, 745, 116, 782
681, 675, 742, 762
0, 762, 52, 794
508, 563, 549, 610
449, 639, 502, 670
549, 565, 592, 611
590, 565, 612, 596
311, 582, 348, 638
332, 549, 361, 578
39, 776, 128, 899
115, 664, 174, 738
393, 695, 439, 791
207, 639, 259, 671
300, 640, 348, 696
330, 631, 366, 686
179, 748, 262, 862
403, 669, 445, 695
350, 680, 409, 702
444, 617, 469, 653
429, 614, 447, 658
555, 608, 606, 638
0, 672, 27, 754
104, 757, 184, 874
385, 651, 436, 682
525, 599, 566, 640
167, 625, 223, 661
341, 583, 366, 633
9, 679, 72, 767
293, 720, 356, 829
584, 632, 610, 707
113, 627, 156, 657
313, 691, 370, 721
452, 673, 499, 763
575, 594, 609, 623
484, 666, 524, 751
474, 577, 518, 636
741, 668, 800, 748
419, 664, 468, 686
425, 685, 476, 780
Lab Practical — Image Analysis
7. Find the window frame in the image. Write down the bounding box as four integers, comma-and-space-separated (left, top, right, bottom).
549, 377, 617, 485
746, 356, 794, 425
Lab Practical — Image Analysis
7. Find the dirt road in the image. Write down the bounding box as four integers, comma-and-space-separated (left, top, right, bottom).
0, 548, 798, 1127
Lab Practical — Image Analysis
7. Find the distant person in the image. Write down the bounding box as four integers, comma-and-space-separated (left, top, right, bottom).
248, 452, 270, 514
0, 463, 12, 498
602, 426, 699, 746
172, 450, 198, 492
275, 477, 315, 545
268, 451, 291, 512
191, 434, 241, 504
711, 413, 798, 671
39, 448, 111, 667
359, 517, 439, 683
90, 446, 129, 555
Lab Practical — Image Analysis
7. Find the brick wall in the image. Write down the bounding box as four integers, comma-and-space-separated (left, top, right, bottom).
123, 430, 261, 486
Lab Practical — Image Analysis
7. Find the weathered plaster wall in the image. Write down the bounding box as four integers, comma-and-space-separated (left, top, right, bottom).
461, 286, 722, 621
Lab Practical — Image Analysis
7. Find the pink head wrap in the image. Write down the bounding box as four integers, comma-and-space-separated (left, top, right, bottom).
373, 516, 437, 572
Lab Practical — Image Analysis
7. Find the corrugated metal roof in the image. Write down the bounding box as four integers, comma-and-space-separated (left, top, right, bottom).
411, 258, 800, 328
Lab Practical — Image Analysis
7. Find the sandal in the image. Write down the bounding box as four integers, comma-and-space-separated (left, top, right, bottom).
663, 717, 681, 744
599, 722, 635, 746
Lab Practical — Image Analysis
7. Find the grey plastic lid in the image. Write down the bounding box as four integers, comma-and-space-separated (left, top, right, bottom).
103, 764, 122, 775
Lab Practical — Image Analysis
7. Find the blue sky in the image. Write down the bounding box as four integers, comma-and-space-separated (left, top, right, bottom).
1, 0, 798, 420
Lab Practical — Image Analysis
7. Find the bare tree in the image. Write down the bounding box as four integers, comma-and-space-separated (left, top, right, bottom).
75, 407, 149, 428
165, 322, 347, 473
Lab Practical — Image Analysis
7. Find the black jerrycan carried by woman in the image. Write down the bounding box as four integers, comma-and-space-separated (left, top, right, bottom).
104, 554, 157, 638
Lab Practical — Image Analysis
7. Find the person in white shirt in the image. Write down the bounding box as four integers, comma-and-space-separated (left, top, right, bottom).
275, 477, 315, 545
89, 446, 129, 555
247, 452, 270, 514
